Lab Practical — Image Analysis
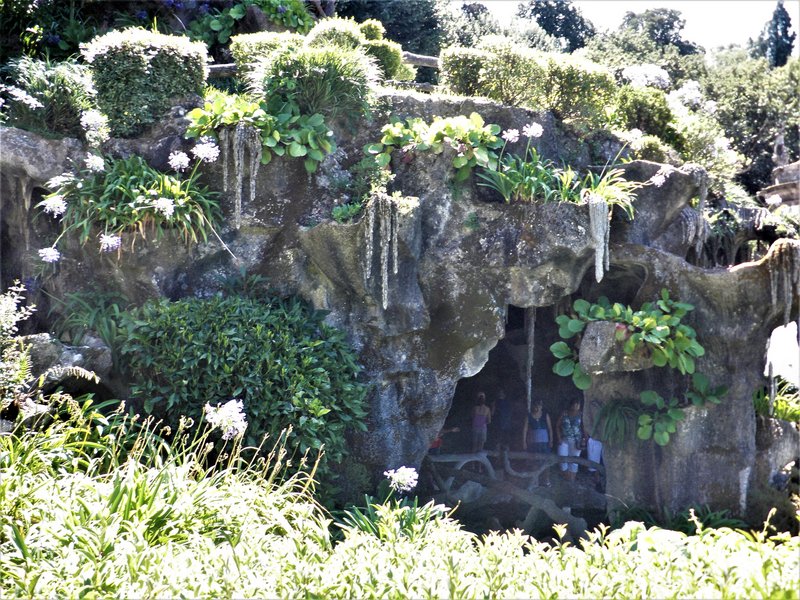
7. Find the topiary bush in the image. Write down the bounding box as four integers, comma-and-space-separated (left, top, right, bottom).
119, 294, 368, 477
0, 56, 95, 139
229, 31, 304, 80
439, 47, 491, 98
82, 28, 208, 137
259, 45, 376, 121
611, 85, 680, 144
359, 18, 386, 41
363, 39, 403, 79
305, 17, 366, 50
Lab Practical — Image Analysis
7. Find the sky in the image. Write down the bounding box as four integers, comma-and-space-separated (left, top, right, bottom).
476, 0, 800, 55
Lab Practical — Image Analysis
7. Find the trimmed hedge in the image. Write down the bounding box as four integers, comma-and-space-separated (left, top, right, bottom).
229, 31, 305, 79
305, 17, 366, 50
363, 39, 403, 79
82, 28, 207, 137
359, 18, 386, 41
440, 43, 616, 125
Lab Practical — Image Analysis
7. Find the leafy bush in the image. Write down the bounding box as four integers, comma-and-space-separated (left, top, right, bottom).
538, 53, 616, 125
305, 17, 366, 50
754, 377, 800, 423
629, 134, 679, 164
0, 284, 35, 412
363, 39, 404, 79
475, 40, 545, 107
36, 147, 221, 260
229, 31, 304, 79
118, 294, 368, 476
439, 47, 491, 98
82, 28, 208, 137
251, 0, 313, 33
610, 85, 679, 143
186, 88, 335, 173
359, 18, 386, 41
0, 56, 94, 139
365, 112, 502, 182
258, 45, 376, 121
330, 156, 394, 223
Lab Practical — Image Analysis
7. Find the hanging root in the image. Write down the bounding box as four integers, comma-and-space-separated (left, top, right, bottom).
525, 307, 536, 412
588, 195, 610, 283
768, 239, 800, 326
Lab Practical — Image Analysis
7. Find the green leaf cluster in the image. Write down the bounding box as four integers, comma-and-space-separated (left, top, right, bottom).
82, 28, 208, 138
753, 377, 800, 423
186, 89, 335, 174
118, 295, 368, 479
365, 112, 503, 181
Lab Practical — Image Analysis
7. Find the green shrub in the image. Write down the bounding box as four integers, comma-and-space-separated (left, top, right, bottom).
538, 53, 616, 125
260, 46, 376, 121
251, 0, 314, 33
363, 39, 403, 79
754, 378, 800, 423
305, 17, 366, 49
82, 28, 208, 137
611, 85, 679, 144
439, 47, 491, 97
477, 41, 545, 106
0, 56, 94, 139
229, 31, 304, 79
629, 134, 679, 164
118, 294, 368, 476
359, 18, 386, 41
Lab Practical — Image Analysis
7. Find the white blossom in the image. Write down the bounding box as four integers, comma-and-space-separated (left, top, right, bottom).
84, 153, 105, 172
38, 247, 61, 263
154, 197, 175, 218
99, 233, 122, 252
383, 466, 418, 493
523, 122, 543, 139
501, 129, 520, 144
203, 399, 248, 440
191, 139, 220, 163
621, 64, 671, 89
765, 194, 782, 208
668, 80, 704, 110
168, 151, 190, 172
42, 195, 67, 217
46, 173, 75, 190
80, 109, 110, 146
2, 85, 44, 109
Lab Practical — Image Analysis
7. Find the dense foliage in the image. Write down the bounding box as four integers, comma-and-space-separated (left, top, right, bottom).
118, 294, 367, 477
516, 0, 596, 51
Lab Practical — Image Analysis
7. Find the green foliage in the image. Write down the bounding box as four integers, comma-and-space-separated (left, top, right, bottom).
610, 504, 749, 534
1, 56, 94, 139
49, 290, 128, 351
365, 112, 503, 182
82, 28, 208, 137
330, 155, 393, 223
358, 19, 386, 41
610, 85, 679, 144
118, 294, 368, 477
229, 31, 305, 78
628, 134, 678, 164
752, 0, 796, 68
306, 17, 366, 49
552, 291, 724, 446
259, 45, 376, 122
37, 152, 221, 254
0, 284, 35, 412
539, 53, 617, 125
516, 0, 596, 51
338, 495, 450, 543
439, 47, 491, 98
251, 0, 314, 33
332, 202, 364, 223
619, 8, 702, 56
186, 88, 335, 174
363, 39, 404, 79
754, 377, 800, 423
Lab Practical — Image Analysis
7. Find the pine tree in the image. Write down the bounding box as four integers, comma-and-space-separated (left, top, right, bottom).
763, 0, 796, 67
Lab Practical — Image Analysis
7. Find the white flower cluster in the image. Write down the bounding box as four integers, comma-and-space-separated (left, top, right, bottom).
1, 84, 44, 110
42, 195, 67, 217
191, 139, 219, 163
765, 194, 782, 208
84, 153, 105, 173
38, 247, 61, 263
502, 129, 519, 143
203, 399, 248, 440
523, 122, 543, 139
383, 466, 418, 493
99, 233, 122, 252
668, 80, 704, 111
81, 28, 208, 70
154, 197, 175, 218
46, 173, 76, 190
80, 109, 110, 147
168, 151, 190, 172
621, 64, 671, 90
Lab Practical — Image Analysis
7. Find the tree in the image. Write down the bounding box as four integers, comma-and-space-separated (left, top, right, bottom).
516, 0, 595, 52
752, 0, 796, 67
620, 8, 702, 55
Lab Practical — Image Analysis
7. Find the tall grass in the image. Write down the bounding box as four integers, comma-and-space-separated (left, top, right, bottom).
1, 397, 798, 598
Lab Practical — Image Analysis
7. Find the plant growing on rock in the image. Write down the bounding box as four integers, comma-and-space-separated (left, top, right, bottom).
365, 112, 503, 182
551, 290, 725, 445
36, 143, 221, 261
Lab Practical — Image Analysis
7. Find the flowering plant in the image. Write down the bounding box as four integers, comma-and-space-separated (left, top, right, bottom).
35, 143, 221, 262
204, 399, 248, 440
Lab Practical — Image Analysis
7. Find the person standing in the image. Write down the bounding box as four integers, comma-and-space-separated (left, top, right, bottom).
556, 398, 584, 481
522, 399, 553, 486
471, 391, 492, 453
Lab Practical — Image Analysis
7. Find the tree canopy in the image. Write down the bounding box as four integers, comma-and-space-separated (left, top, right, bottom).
516, 0, 596, 52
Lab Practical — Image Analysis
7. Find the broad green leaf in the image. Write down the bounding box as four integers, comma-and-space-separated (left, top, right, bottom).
549, 341, 572, 359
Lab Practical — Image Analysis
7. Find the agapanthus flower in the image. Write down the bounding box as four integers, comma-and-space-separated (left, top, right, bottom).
42, 195, 67, 217
501, 129, 520, 144
523, 122, 543, 139
383, 466, 418, 493
621, 64, 671, 90
80, 109, 110, 146
46, 173, 75, 190
204, 399, 248, 440
2, 85, 44, 110
765, 194, 782, 208
191, 139, 220, 163
154, 197, 175, 218
84, 153, 105, 172
38, 247, 61, 263
168, 151, 190, 172
99, 233, 122, 252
